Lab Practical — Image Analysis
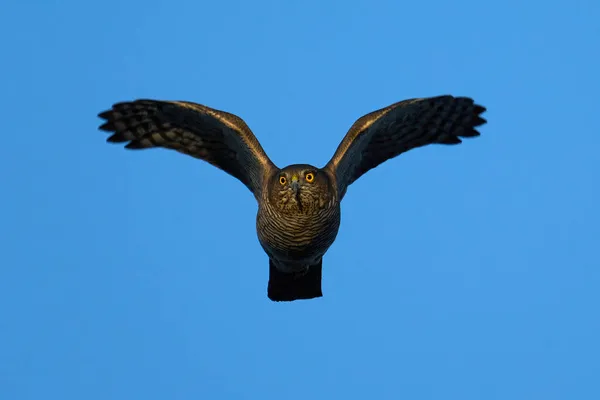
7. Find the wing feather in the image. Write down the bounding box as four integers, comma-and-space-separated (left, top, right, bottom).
98, 99, 276, 197
325, 95, 487, 199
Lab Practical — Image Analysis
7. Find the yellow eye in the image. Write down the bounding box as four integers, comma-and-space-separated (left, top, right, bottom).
279, 176, 287, 185
305, 172, 315, 183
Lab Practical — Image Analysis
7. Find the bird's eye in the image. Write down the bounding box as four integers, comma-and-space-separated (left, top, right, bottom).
305, 173, 315, 183
279, 176, 287, 185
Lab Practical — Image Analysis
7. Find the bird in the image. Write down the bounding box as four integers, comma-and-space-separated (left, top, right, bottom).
97, 95, 486, 302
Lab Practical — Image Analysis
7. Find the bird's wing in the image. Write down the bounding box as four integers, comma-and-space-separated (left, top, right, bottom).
98, 99, 276, 197
324, 95, 486, 199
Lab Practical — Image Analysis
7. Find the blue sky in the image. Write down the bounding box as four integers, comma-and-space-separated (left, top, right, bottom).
1, 0, 599, 398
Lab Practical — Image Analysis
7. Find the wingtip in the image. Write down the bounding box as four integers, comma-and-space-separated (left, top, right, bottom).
474, 104, 487, 114
474, 116, 487, 126
97, 109, 113, 120
124, 140, 153, 149
106, 133, 126, 143
98, 121, 115, 132
440, 136, 463, 145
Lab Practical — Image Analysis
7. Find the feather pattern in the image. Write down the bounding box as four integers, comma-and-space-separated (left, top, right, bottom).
325, 95, 487, 199
98, 99, 276, 197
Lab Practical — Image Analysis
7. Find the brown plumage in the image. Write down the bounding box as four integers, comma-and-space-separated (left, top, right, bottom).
97, 95, 487, 302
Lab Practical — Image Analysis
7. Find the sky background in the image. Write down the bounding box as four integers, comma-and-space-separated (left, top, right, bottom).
1, 0, 599, 399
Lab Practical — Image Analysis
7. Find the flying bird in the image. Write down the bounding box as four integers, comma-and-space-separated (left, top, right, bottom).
97, 95, 486, 302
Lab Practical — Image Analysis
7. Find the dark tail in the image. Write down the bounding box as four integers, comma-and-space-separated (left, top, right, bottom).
267, 259, 323, 302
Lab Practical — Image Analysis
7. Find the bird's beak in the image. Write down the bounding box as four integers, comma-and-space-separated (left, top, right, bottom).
291, 175, 300, 193
291, 175, 302, 210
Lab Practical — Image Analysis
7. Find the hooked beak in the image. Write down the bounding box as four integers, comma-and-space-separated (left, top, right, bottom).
291, 181, 300, 193
291, 175, 302, 211
291, 176, 300, 193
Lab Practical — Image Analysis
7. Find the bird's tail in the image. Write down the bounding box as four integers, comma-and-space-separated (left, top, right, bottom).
267, 259, 323, 302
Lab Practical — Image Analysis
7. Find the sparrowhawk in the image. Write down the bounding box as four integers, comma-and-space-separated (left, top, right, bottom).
97, 95, 486, 302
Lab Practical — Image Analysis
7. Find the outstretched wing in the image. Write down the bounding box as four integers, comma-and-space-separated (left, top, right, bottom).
324, 95, 486, 199
98, 99, 277, 196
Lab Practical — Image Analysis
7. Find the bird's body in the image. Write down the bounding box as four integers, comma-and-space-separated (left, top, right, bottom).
97, 95, 487, 302
257, 194, 340, 271
256, 164, 341, 272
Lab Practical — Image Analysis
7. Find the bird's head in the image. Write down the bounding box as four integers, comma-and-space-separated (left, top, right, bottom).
267, 164, 335, 214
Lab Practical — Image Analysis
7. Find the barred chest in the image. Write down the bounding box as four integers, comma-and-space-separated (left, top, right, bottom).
256, 201, 341, 266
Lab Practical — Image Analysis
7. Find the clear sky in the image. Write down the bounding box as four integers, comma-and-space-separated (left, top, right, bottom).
1, 0, 599, 398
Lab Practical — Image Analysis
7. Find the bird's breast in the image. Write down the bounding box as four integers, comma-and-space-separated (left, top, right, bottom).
256, 203, 341, 265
